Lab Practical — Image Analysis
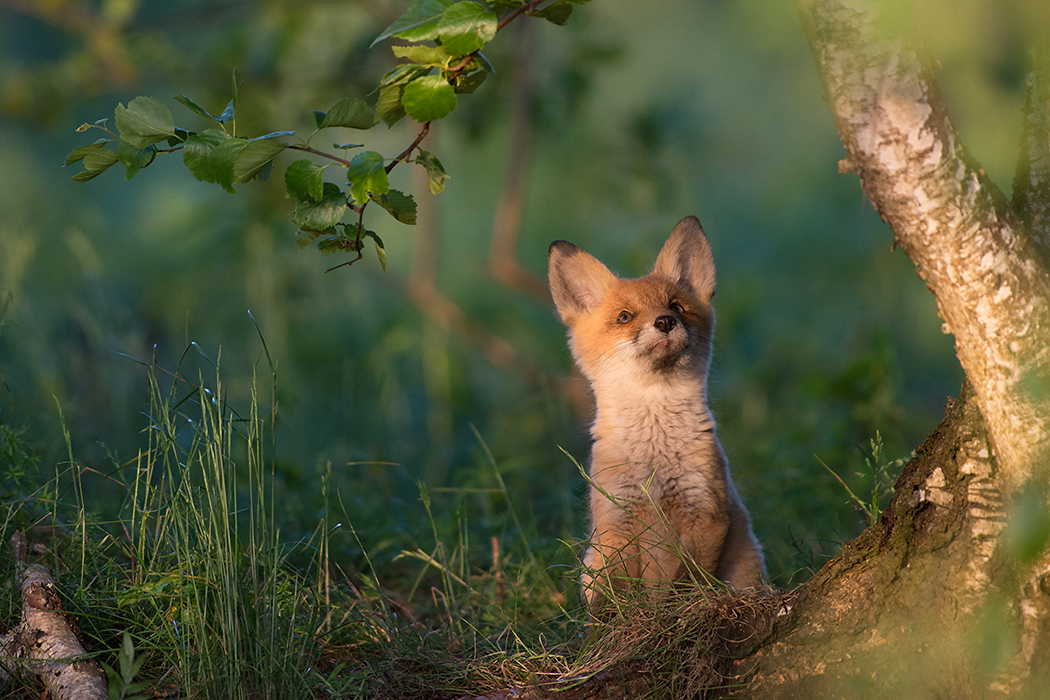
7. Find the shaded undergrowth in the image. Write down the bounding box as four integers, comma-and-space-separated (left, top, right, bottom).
0, 360, 792, 700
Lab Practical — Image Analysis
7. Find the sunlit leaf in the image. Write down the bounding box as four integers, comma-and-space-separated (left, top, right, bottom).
391, 44, 451, 65
402, 74, 457, 122
115, 97, 176, 149
414, 150, 450, 194
375, 83, 408, 127
380, 63, 434, 88
365, 230, 388, 271
346, 150, 389, 205
373, 0, 453, 45
436, 2, 497, 56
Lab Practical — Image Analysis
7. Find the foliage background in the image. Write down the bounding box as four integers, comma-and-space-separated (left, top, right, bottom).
4, 0, 1029, 588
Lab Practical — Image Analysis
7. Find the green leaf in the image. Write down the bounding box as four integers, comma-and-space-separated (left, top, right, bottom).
81, 145, 120, 172
402, 74, 457, 122
373, 0, 453, 45
68, 142, 119, 181
436, 2, 497, 56
375, 189, 417, 224
117, 140, 156, 180
114, 97, 176, 149
168, 129, 189, 147
218, 100, 235, 123
285, 159, 325, 202
531, 0, 574, 25
318, 234, 353, 256
366, 230, 388, 271
230, 68, 239, 113
381, 63, 434, 88
454, 69, 488, 94
65, 140, 112, 166
319, 98, 375, 129
375, 64, 432, 127
71, 169, 105, 182
183, 129, 240, 193
346, 151, 390, 205
253, 131, 296, 140
295, 230, 316, 249
294, 182, 348, 231
391, 44, 451, 65
414, 150, 450, 194
233, 139, 288, 183
174, 95, 219, 121
375, 83, 407, 127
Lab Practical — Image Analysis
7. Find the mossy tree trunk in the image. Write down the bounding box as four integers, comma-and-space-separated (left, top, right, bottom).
735, 1, 1050, 697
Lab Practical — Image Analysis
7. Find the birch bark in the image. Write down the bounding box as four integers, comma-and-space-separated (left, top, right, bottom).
799, 0, 1050, 495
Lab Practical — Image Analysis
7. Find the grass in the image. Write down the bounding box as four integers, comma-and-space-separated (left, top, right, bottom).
0, 355, 800, 699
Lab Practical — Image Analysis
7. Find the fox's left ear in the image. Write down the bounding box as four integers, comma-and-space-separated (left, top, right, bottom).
652, 216, 716, 302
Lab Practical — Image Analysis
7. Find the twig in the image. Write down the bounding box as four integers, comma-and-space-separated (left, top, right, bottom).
496, 0, 547, 32
385, 122, 431, 174
289, 143, 353, 167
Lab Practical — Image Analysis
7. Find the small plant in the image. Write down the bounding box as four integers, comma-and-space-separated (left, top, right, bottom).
819, 431, 911, 526
101, 631, 150, 700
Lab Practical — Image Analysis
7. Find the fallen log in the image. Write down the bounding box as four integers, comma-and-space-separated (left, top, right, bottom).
4, 532, 107, 700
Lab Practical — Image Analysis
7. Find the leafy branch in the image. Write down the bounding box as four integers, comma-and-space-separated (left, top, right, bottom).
65, 0, 590, 271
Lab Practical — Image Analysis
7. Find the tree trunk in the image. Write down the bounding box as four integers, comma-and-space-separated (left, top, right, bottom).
731, 1, 1050, 696
735, 383, 1050, 697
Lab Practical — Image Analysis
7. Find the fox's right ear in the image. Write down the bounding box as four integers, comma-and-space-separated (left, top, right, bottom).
548, 240, 616, 324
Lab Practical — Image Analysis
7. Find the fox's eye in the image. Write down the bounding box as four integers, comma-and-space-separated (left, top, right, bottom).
616, 311, 632, 324
669, 301, 685, 314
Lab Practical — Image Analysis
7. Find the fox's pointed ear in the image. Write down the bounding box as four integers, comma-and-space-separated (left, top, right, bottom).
652, 216, 716, 302
548, 240, 617, 324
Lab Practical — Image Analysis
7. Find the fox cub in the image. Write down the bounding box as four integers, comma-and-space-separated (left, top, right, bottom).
548, 216, 764, 602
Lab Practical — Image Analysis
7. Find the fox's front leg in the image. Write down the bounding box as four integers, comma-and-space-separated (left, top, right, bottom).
581, 498, 643, 603
659, 493, 730, 584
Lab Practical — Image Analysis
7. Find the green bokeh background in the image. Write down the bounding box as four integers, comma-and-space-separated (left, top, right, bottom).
2, 0, 1034, 586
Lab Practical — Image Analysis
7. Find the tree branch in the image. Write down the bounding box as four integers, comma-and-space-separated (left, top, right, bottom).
798, 0, 1050, 492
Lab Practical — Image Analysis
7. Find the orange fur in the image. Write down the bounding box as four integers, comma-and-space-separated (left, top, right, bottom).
548, 217, 764, 603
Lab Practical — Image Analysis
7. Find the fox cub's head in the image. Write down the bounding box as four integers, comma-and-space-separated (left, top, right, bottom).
548, 216, 717, 386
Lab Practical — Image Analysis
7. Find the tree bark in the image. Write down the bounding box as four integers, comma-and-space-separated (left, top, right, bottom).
727, 2, 1050, 696
797, 0, 1050, 496
4, 533, 108, 700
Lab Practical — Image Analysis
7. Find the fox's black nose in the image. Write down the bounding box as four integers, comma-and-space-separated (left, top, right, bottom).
654, 315, 676, 334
